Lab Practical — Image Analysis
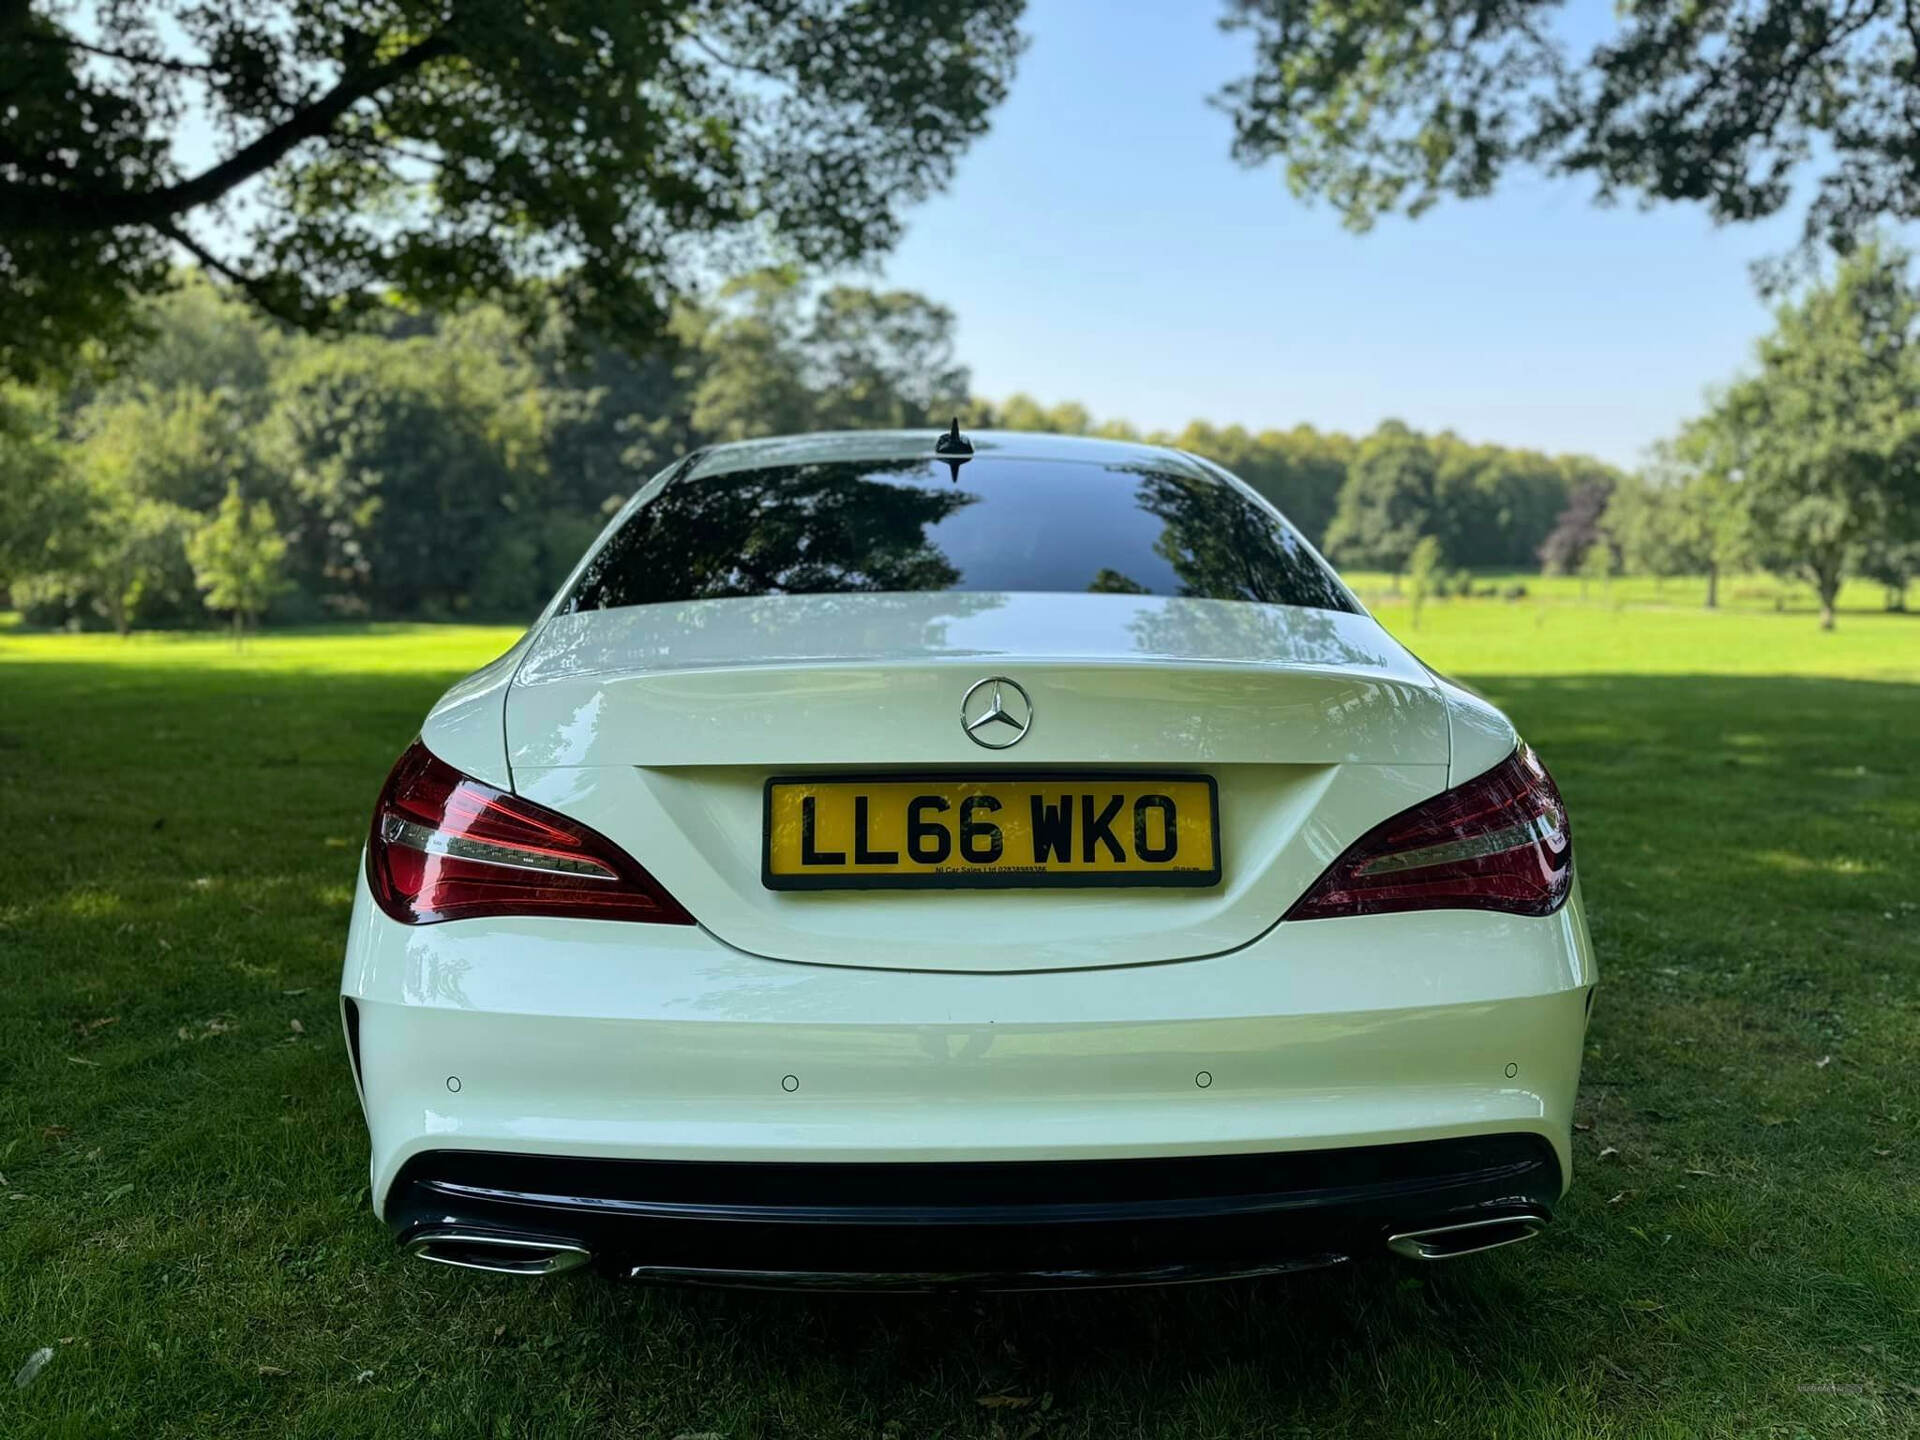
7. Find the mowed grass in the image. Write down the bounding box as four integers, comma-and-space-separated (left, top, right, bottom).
1341, 568, 1902, 616
1, 604, 1916, 1439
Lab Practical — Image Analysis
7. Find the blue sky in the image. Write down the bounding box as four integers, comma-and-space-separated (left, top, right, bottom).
855, 0, 1806, 468
163, 0, 1809, 469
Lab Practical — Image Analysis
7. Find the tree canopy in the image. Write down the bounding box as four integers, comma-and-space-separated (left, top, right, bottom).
0, 269, 1625, 631
0, 0, 1023, 382
8, 258, 1912, 630
187, 482, 289, 634
1682, 240, 1920, 627
1217, 0, 1920, 253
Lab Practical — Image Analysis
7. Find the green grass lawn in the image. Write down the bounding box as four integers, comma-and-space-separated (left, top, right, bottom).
1341, 568, 1906, 617
1, 604, 1916, 1439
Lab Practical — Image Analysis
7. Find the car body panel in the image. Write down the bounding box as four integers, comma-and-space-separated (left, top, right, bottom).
1425, 671, 1521, 788
342, 867, 1593, 1216
344, 428, 1589, 1281
503, 592, 1458, 972
513, 758, 1444, 972
417, 633, 530, 792
683, 427, 1216, 478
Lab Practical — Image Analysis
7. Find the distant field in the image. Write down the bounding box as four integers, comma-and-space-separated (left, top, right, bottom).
1343, 568, 1900, 615
1, 605, 1916, 1438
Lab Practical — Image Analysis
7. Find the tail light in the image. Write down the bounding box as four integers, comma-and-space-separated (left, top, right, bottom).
1285, 745, 1571, 921
366, 741, 694, 926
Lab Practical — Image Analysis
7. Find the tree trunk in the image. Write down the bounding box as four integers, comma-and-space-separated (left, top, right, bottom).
1704, 562, 1718, 609
1817, 575, 1838, 630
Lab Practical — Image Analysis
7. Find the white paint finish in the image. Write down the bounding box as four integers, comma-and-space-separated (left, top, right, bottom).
509, 662, 1445, 770
507, 594, 1446, 770
1431, 674, 1521, 786
516, 758, 1442, 972
342, 869, 1591, 1213
341, 869, 1593, 1021
499, 592, 1454, 971
417, 632, 533, 792
517, 591, 1415, 686
345, 431, 1595, 1233
686, 427, 1197, 479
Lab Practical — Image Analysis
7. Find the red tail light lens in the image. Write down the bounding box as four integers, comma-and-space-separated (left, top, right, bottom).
1285, 745, 1572, 921
366, 741, 694, 927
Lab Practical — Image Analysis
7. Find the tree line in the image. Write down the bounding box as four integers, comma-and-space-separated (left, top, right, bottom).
3, 243, 1915, 633
1541, 242, 1920, 628
0, 269, 1610, 632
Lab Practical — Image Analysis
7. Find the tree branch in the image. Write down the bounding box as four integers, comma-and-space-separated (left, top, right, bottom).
157, 220, 308, 328
17, 31, 220, 76
1, 32, 455, 232
681, 29, 780, 81
376, 139, 451, 169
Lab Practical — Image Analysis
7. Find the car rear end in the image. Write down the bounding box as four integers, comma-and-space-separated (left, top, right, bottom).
339, 430, 1593, 1287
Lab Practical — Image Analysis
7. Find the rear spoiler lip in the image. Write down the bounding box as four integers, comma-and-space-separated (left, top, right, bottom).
512, 591, 1428, 690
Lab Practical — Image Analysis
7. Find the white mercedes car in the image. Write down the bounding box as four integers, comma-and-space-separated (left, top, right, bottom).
339, 426, 1593, 1288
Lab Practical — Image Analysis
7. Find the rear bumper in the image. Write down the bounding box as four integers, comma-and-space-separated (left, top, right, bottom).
388, 1134, 1561, 1289
341, 867, 1596, 1285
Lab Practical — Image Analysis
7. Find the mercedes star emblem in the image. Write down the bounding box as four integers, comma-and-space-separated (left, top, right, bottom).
960, 676, 1033, 749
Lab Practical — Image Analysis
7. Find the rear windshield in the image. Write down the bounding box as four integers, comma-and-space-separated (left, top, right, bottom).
564, 455, 1354, 614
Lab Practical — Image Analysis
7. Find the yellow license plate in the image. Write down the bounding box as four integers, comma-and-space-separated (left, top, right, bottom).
762, 773, 1220, 890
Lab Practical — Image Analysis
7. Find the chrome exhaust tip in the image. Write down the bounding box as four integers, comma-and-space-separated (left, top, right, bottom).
1386, 1211, 1547, 1261
404, 1229, 592, 1276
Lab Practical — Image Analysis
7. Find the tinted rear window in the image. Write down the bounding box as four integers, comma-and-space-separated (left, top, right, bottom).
565, 456, 1354, 613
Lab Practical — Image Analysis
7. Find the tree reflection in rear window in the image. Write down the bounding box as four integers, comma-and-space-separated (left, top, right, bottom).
564, 456, 1355, 614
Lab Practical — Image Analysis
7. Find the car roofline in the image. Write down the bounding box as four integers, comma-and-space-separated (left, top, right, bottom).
686, 428, 1205, 480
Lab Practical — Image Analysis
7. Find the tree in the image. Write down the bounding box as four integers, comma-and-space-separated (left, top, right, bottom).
806, 287, 970, 431
259, 326, 551, 618
80, 494, 200, 636
533, 306, 704, 507
0, 386, 89, 591
0, 0, 1023, 383
1684, 242, 1920, 628
1607, 473, 1685, 588
1620, 446, 1755, 607
682, 272, 828, 445
187, 484, 289, 634
72, 386, 262, 515
1217, 1, 1920, 254
1578, 530, 1616, 602
1538, 479, 1615, 576
1429, 440, 1579, 569
1406, 534, 1444, 628
968, 393, 1091, 435
682, 271, 973, 442
1854, 535, 1918, 610
1322, 421, 1438, 579
52, 271, 285, 422
1166, 421, 1350, 546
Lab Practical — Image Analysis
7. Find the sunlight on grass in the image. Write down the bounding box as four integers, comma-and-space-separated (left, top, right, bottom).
1342, 569, 1894, 616
0, 623, 525, 678
1, 605, 1915, 1440
1369, 598, 1920, 682
1749, 850, 1884, 876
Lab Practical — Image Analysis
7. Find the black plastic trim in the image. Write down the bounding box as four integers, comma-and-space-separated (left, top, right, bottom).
339, 996, 364, 1102
387, 1134, 1560, 1290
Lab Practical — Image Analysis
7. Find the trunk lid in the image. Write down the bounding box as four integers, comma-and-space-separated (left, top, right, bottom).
505, 592, 1451, 972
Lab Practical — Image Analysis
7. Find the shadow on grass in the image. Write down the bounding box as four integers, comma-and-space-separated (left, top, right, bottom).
1, 663, 1915, 1437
